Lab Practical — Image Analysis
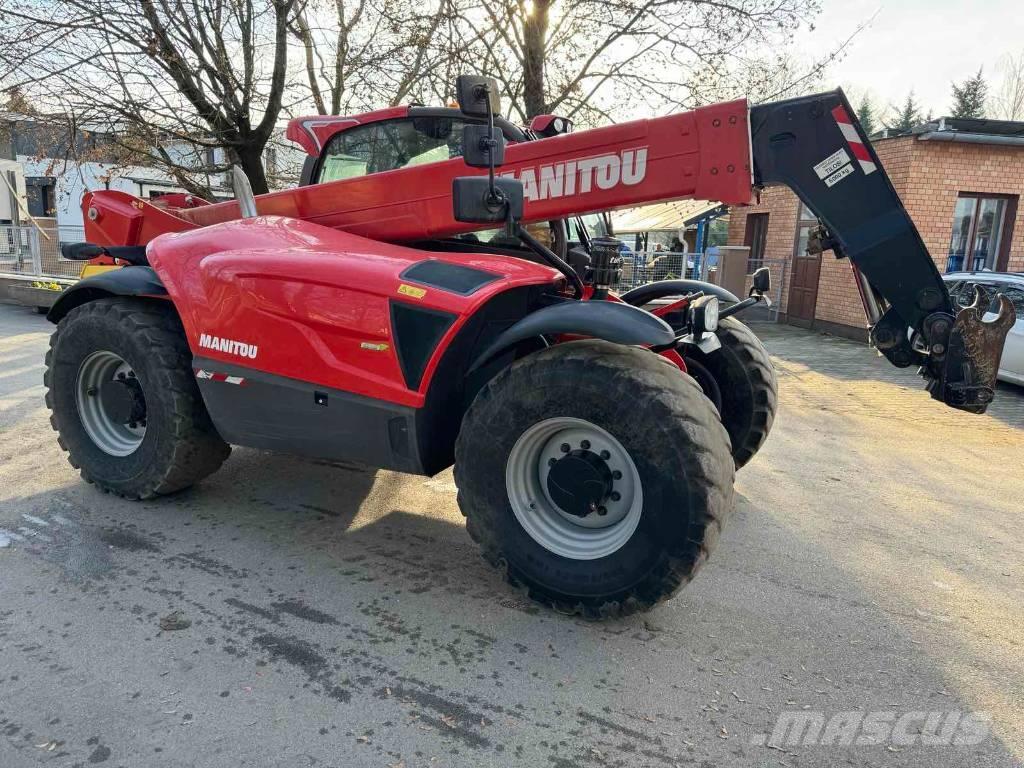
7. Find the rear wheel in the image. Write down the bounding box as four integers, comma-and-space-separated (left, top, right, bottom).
455, 340, 734, 618
685, 316, 777, 469
44, 298, 230, 499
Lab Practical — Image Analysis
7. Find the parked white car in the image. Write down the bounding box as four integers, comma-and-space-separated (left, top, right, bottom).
943, 272, 1024, 386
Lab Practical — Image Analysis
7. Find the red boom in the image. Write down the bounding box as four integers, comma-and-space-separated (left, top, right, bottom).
82, 100, 754, 247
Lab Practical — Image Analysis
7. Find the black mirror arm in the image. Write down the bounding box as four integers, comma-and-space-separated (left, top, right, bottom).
516, 222, 585, 300
719, 295, 761, 321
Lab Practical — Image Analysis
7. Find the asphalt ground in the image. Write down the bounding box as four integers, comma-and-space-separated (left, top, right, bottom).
1, 302, 1022, 768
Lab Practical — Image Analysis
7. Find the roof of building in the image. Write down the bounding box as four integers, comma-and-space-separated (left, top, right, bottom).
611, 199, 726, 233
874, 115, 1024, 146
921, 116, 1024, 137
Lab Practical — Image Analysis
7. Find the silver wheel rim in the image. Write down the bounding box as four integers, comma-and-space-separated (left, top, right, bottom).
75, 351, 147, 457
505, 417, 643, 560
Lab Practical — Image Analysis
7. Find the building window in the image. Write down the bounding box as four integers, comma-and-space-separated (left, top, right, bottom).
744, 213, 768, 273
793, 202, 818, 258
25, 176, 57, 218
946, 194, 1015, 272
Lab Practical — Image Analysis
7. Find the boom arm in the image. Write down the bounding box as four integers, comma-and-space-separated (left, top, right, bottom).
749, 91, 1014, 412
81, 90, 1014, 413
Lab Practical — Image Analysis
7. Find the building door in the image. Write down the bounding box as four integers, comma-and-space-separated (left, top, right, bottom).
787, 203, 821, 327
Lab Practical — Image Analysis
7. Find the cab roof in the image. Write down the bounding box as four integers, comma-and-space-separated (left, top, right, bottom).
286, 106, 410, 156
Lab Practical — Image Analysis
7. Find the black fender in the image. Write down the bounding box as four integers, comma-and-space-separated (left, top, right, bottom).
620, 279, 740, 307
469, 299, 675, 372
47, 266, 167, 323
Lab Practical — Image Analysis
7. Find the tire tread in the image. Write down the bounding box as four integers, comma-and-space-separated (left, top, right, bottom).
44, 298, 230, 499
455, 340, 734, 619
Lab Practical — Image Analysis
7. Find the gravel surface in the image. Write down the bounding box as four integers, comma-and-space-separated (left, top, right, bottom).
1, 303, 1022, 767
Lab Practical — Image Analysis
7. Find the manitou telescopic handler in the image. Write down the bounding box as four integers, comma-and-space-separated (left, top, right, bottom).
44, 76, 1014, 617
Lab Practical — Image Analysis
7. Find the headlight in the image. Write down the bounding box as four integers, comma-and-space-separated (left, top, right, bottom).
691, 295, 720, 337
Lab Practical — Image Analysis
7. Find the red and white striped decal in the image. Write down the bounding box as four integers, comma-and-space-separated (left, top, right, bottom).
831, 105, 876, 175
195, 369, 247, 386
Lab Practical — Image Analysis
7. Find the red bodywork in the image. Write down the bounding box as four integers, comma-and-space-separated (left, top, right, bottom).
148, 216, 562, 405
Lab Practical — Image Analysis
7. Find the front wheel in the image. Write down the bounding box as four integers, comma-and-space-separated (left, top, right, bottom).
454, 340, 735, 618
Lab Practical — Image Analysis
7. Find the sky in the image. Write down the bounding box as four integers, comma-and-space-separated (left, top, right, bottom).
794, 0, 1024, 117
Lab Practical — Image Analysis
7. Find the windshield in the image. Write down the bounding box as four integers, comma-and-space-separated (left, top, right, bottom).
316, 117, 474, 183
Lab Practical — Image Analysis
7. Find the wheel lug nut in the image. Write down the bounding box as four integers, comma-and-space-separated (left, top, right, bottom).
86, 387, 98, 396
548, 458, 556, 467
600, 450, 610, 460
610, 491, 621, 501
612, 470, 622, 480
580, 439, 591, 450
117, 372, 126, 380
129, 421, 137, 429
560, 443, 570, 453
597, 506, 608, 516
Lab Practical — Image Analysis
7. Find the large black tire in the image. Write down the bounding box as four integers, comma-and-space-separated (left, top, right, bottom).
44, 298, 230, 499
686, 316, 777, 469
454, 339, 735, 618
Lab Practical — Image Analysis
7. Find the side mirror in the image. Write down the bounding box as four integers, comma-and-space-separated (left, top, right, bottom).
751, 266, 771, 295
452, 177, 524, 224
455, 75, 501, 117
462, 124, 505, 168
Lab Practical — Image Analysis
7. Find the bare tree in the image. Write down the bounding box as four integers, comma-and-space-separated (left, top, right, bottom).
0, 0, 853, 201
0, 0, 296, 195
449, 0, 831, 123
285, 0, 465, 116
991, 51, 1024, 121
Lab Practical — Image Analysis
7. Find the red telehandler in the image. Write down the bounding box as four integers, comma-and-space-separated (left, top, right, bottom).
44, 76, 1014, 617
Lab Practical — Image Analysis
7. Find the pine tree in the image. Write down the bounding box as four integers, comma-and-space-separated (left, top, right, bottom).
887, 92, 922, 133
950, 68, 988, 118
1, 86, 37, 115
856, 95, 877, 136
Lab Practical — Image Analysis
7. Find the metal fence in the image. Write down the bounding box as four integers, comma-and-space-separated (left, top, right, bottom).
612, 250, 712, 293
0, 224, 86, 280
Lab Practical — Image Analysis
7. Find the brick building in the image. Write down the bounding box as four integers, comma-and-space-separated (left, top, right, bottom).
727, 117, 1024, 338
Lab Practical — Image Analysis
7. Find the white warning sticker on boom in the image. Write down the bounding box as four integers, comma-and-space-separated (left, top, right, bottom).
824, 163, 854, 188
813, 148, 851, 180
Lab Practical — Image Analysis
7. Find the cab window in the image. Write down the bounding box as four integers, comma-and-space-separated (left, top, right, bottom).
315, 117, 473, 184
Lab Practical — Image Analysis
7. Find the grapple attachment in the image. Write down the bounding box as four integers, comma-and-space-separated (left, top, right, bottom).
931, 285, 1016, 413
